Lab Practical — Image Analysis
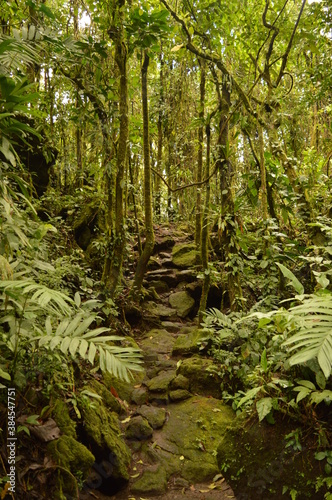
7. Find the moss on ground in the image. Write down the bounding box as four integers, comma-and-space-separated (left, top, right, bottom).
52, 399, 76, 439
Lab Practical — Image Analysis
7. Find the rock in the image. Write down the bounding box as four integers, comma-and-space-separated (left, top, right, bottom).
152, 396, 234, 482
52, 399, 76, 439
85, 379, 122, 414
177, 356, 222, 398
148, 391, 169, 405
169, 389, 191, 401
142, 301, 176, 318
131, 464, 168, 495
161, 321, 183, 333
47, 435, 95, 498
153, 235, 176, 253
147, 256, 162, 270
217, 416, 324, 500
145, 269, 179, 287
137, 405, 166, 429
170, 375, 190, 390
173, 477, 190, 488
125, 416, 153, 440
172, 243, 198, 268
148, 280, 170, 293
169, 291, 195, 318
132, 387, 149, 405
83, 401, 131, 481
146, 370, 176, 392
172, 329, 209, 356
141, 329, 177, 355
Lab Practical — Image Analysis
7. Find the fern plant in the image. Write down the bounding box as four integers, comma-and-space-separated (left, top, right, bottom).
283, 293, 332, 379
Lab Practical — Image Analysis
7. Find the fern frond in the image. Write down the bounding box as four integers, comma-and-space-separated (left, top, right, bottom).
283, 294, 332, 378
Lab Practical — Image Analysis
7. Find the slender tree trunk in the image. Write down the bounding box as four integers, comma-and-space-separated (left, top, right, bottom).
103, 2, 128, 296
198, 123, 211, 322
155, 50, 164, 217
131, 51, 155, 297
218, 80, 242, 311
258, 124, 268, 221
195, 59, 205, 251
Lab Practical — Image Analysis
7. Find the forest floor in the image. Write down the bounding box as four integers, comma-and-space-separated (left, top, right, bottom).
80, 224, 237, 499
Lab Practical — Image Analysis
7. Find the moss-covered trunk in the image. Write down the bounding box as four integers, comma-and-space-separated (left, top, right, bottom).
195, 59, 205, 252
103, 2, 128, 296
131, 51, 154, 297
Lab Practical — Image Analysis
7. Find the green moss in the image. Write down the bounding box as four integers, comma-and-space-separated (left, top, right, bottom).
168, 291, 195, 318
83, 401, 131, 480
172, 243, 198, 268
131, 465, 167, 495
146, 370, 176, 392
217, 418, 324, 499
125, 416, 153, 440
177, 356, 222, 398
48, 435, 94, 476
172, 329, 208, 356
85, 379, 122, 413
52, 400, 76, 439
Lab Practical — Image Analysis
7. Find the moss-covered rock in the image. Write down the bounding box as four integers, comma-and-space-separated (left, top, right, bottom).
217, 418, 325, 500
168, 291, 195, 318
52, 400, 76, 439
146, 370, 176, 392
125, 416, 153, 440
177, 356, 222, 398
103, 361, 145, 404
140, 329, 176, 355
142, 301, 176, 318
151, 396, 234, 482
47, 435, 94, 477
131, 464, 168, 495
83, 401, 131, 480
172, 242, 198, 268
172, 329, 209, 356
84, 379, 122, 414
137, 405, 166, 429
169, 389, 191, 401
131, 386, 149, 405
170, 374, 190, 390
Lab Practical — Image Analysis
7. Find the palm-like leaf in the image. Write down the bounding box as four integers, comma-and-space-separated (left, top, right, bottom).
35, 313, 143, 382
283, 294, 332, 378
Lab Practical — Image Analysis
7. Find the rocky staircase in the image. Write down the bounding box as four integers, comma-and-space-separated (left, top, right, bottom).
98, 226, 237, 499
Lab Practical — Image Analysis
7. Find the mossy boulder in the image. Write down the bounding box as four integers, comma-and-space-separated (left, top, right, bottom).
151, 396, 235, 482
137, 405, 166, 429
84, 379, 122, 414
131, 464, 167, 495
217, 418, 325, 500
103, 362, 145, 403
83, 400, 131, 481
146, 370, 176, 392
168, 291, 195, 318
170, 374, 190, 390
169, 389, 191, 401
172, 329, 209, 356
140, 329, 176, 355
125, 416, 153, 440
52, 400, 76, 439
177, 356, 222, 398
48, 435, 94, 476
148, 280, 170, 293
142, 301, 176, 318
172, 242, 198, 268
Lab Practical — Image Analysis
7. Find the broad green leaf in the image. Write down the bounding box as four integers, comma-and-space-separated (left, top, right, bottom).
276, 263, 304, 295
256, 397, 273, 421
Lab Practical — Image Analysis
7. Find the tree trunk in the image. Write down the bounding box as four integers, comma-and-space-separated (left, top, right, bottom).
131, 51, 155, 297
198, 122, 211, 322
103, 2, 128, 296
195, 59, 205, 251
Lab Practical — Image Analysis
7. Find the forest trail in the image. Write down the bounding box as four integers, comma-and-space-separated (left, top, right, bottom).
82, 224, 236, 500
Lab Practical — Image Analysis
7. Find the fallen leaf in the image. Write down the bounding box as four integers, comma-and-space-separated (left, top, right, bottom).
213, 473, 223, 482
134, 384, 142, 389
179, 455, 184, 460
212, 408, 222, 412
189, 485, 195, 491
208, 483, 216, 489
121, 416, 131, 424
199, 490, 209, 493
110, 386, 119, 398
130, 473, 140, 478
136, 460, 143, 464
